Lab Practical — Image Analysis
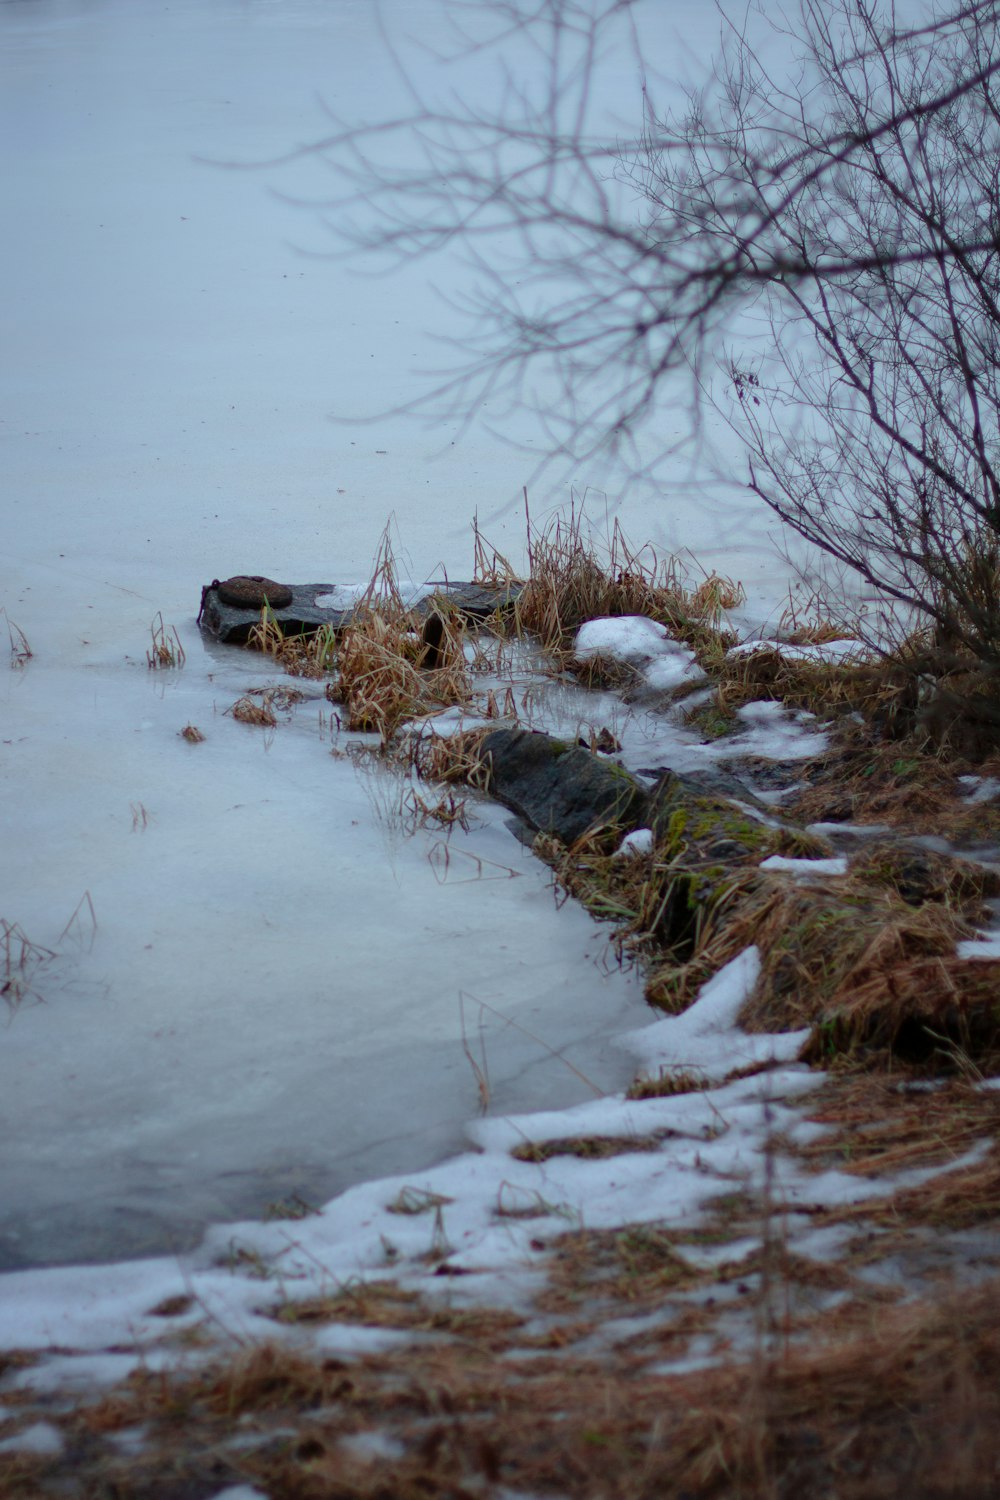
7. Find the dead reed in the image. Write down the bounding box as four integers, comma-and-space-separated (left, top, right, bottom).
0, 918, 55, 1014
511, 503, 742, 665
1, 609, 33, 666
249, 607, 337, 677
146, 612, 185, 670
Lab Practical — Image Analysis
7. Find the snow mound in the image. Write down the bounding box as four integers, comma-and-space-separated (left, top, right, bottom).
614, 828, 654, 858
623, 948, 810, 1080
573, 616, 706, 695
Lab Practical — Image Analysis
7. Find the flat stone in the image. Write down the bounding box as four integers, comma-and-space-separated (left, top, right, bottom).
197, 579, 522, 646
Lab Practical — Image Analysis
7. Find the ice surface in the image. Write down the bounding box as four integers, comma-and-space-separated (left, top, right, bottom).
0, 946, 978, 1393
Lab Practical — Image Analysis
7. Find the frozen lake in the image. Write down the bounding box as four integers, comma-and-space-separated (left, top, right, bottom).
0, 0, 792, 1268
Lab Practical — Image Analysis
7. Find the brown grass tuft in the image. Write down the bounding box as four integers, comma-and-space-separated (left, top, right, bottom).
332, 607, 469, 739
512, 505, 739, 663
146, 612, 185, 670
228, 694, 278, 728
249, 607, 337, 677
511, 1133, 665, 1163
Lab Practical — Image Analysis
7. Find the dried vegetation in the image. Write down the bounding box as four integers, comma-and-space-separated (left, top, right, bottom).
8, 1275, 1000, 1499
146, 612, 185, 670
509, 503, 743, 671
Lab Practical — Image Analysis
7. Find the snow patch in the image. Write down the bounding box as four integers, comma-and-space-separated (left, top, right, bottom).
573, 616, 706, 695
623, 948, 810, 1079
728, 637, 869, 664
760, 855, 849, 878
614, 827, 654, 857
0, 1422, 64, 1457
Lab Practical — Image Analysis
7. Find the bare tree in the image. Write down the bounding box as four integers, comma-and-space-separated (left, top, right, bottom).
309, 0, 1000, 723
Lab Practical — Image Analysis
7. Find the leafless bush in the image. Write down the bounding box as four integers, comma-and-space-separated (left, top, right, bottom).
304, 0, 1000, 740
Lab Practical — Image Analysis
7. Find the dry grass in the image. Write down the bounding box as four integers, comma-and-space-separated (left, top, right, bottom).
511, 504, 741, 664
470, 511, 522, 590
401, 726, 492, 787
676, 858, 1000, 1066
787, 726, 1000, 836
531, 808, 1000, 1066
146, 612, 185, 670
249, 607, 338, 678
332, 608, 469, 740
15, 1277, 1000, 1499
270, 1284, 524, 1345
626, 1067, 714, 1099
2, 609, 33, 666
510, 1132, 666, 1163
0, 918, 55, 1014
789, 1074, 1000, 1179
305, 530, 473, 741
227, 694, 278, 728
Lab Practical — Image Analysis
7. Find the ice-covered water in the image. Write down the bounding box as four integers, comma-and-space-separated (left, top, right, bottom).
1, 0, 795, 1267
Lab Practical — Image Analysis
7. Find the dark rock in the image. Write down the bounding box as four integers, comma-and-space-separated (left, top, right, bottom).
637, 764, 769, 812
419, 610, 447, 669
198, 582, 351, 646
475, 728, 650, 845
197, 578, 522, 646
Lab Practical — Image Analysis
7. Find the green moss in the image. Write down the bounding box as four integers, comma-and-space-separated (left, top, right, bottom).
685, 701, 739, 740
686, 798, 772, 854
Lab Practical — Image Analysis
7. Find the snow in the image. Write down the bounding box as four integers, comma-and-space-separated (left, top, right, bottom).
622, 950, 810, 1080
0, 942, 987, 1399
573, 616, 705, 695
957, 775, 1000, 805
0, 950, 818, 1370
719, 700, 830, 761
728, 637, 869, 664
807, 821, 892, 837
313, 582, 438, 611
957, 930, 1000, 960
207, 1489, 270, 1500
760, 855, 850, 878
614, 828, 654, 857
0, 1422, 64, 1458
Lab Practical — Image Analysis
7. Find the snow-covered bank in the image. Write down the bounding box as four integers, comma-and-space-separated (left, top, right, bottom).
0, 947, 991, 1412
